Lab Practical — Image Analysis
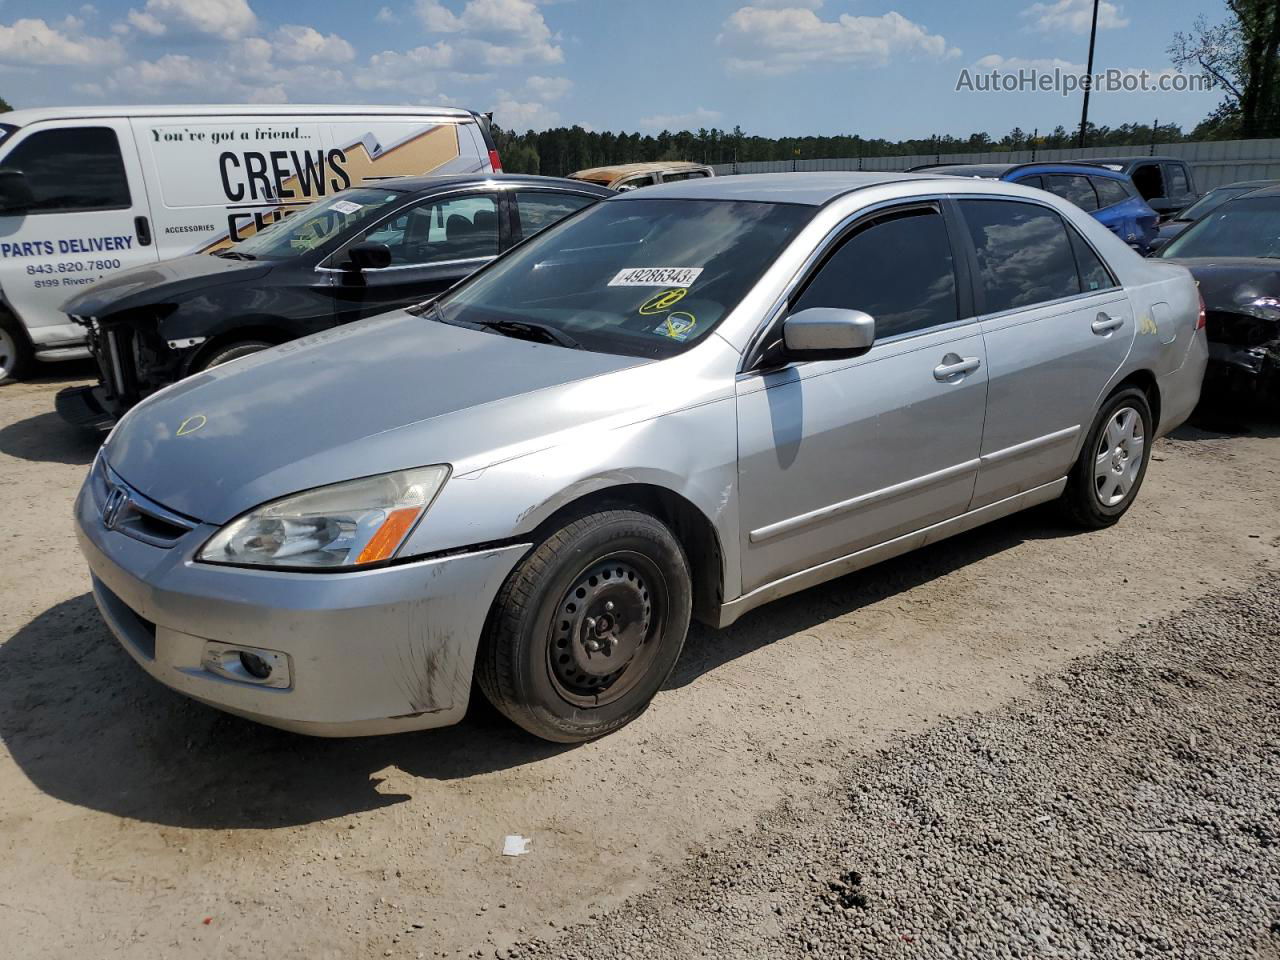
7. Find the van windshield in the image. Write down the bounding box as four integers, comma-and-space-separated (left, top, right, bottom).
431, 198, 812, 358
226, 189, 405, 260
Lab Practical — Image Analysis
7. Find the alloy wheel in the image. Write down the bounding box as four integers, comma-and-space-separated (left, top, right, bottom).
1093, 405, 1145, 507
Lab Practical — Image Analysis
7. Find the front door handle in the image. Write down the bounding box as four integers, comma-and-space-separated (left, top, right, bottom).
134, 215, 152, 247
933, 354, 982, 381
1091, 313, 1124, 335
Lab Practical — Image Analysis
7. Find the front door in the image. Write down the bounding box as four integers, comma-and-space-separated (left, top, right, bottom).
0, 120, 159, 348
735, 204, 988, 594
954, 198, 1136, 508
324, 191, 505, 323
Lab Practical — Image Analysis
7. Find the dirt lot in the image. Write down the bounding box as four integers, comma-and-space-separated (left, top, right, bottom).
0, 370, 1277, 960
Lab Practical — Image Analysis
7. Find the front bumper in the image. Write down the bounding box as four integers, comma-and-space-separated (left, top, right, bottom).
74, 477, 528, 737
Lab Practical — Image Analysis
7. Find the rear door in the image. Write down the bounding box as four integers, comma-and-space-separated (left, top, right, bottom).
956, 198, 1134, 508
323, 190, 503, 323
0, 119, 159, 347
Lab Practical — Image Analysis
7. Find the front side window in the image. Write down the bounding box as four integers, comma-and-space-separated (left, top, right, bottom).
1, 127, 130, 213
662, 171, 710, 183
1175, 186, 1251, 222
515, 190, 595, 239
1044, 175, 1099, 212
792, 207, 959, 339
358, 194, 499, 266
1161, 195, 1280, 259
1093, 177, 1131, 207
432, 198, 812, 358
234, 188, 405, 259
959, 199, 1081, 313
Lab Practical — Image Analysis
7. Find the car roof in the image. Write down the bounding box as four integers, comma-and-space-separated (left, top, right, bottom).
1221, 183, 1280, 200
1212, 179, 1280, 191
0, 104, 475, 127
1076, 156, 1185, 170
569, 161, 712, 184
609, 171, 951, 206
365, 173, 612, 196
915, 161, 1131, 180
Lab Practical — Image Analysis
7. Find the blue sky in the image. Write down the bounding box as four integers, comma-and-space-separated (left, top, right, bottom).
0, 0, 1228, 139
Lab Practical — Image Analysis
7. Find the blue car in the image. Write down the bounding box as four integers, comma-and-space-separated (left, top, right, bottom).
911, 161, 1160, 254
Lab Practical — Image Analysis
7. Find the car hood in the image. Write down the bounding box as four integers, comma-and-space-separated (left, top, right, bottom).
102, 310, 652, 524
61, 254, 274, 317
1164, 257, 1280, 316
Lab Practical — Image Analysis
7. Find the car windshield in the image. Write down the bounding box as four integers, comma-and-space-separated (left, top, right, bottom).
1161, 196, 1280, 259
431, 198, 813, 358
227, 188, 407, 260
1174, 187, 1255, 222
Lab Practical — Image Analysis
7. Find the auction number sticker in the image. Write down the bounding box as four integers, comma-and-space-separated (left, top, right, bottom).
331, 199, 363, 215
609, 266, 703, 287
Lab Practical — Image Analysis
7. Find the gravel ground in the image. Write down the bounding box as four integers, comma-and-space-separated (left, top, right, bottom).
511, 577, 1280, 960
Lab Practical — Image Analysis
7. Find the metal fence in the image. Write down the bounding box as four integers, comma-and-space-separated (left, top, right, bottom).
710, 138, 1280, 191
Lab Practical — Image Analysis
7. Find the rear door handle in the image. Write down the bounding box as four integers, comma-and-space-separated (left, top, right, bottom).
1091, 313, 1124, 335
933, 355, 982, 381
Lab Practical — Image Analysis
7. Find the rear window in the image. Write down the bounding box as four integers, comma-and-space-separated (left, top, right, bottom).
433, 198, 813, 358
1044, 175, 1099, 212
1093, 177, 1131, 207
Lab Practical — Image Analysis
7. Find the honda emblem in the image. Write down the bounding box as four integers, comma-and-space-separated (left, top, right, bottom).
101, 486, 130, 531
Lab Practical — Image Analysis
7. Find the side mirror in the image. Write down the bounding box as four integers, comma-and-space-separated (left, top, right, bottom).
0, 168, 33, 214
782, 307, 876, 360
347, 241, 392, 271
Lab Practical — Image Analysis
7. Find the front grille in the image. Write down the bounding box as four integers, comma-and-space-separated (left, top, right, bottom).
91, 456, 199, 548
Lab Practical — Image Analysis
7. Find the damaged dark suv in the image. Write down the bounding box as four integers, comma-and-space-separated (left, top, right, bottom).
1159, 185, 1280, 408
56, 174, 610, 428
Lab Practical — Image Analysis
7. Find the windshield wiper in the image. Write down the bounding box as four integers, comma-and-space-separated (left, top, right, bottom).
213, 249, 256, 260
474, 318, 583, 350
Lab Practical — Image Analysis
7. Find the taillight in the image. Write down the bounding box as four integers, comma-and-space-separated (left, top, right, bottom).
488, 148, 503, 173
1196, 288, 1206, 330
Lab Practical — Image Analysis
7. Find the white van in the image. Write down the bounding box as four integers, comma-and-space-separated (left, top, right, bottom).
0, 104, 502, 383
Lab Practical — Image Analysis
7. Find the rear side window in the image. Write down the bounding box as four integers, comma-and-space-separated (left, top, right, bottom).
959, 200, 1081, 313
1044, 175, 1099, 211
662, 171, 710, 183
1066, 227, 1117, 292
515, 190, 595, 239
1015, 175, 1044, 189
794, 207, 958, 339
1167, 164, 1190, 196
1093, 177, 1131, 207
1, 126, 130, 213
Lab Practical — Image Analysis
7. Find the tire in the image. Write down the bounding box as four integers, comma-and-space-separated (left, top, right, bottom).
194, 340, 273, 372
1060, 386, 1154, 529
477, 509, 693, 743
0, 316, 33, 386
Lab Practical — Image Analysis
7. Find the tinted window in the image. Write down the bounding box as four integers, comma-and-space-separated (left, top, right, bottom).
361, 194, 498, 266
434, 198, 811, 358
1175, 185, 1253, 222
793, 207, 958, 338
614, 176, 655, 192
1093, 177, 1131, 207
240, 188, 404, 258
662, 171, 710, 183
1067, 227, 1116, 292
1161, 195, 1280, 258
1131, 163, 1165, 200
2, 127, 130, 213
959, 200, 1081, 313
1167, 164, 1190, 196
516, 190, 594, 239
1044, 174, 1099, 211
1015, 175, 1044, 189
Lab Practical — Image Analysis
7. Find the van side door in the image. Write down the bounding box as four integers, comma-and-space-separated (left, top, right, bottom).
956, 198, 1135, 508
0, 120, 160, 351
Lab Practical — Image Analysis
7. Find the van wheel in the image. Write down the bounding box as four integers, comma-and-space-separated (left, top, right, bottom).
1060, 387, 1153, 529
0, 317, 33, 385
195, 340, 272, 372
477, 509, 692, 743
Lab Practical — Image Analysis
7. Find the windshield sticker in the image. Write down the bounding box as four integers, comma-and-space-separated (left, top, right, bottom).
610, 267, 703, 287
638, 288, 688, 315
653, 311, 697, 342
330, 199, 363, 215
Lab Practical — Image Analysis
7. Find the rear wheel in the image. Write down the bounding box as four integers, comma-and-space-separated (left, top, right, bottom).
477, 509, 692, 743
194, 340, 273, 372
1060, 386, 1153, 528
0, 318, 33, 386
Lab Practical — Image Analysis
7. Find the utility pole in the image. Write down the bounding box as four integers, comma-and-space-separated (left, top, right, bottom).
1077, 0, 1101, 149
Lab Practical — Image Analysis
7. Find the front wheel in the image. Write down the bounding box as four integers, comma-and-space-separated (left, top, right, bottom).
1060, 386, 1154, 529
476, 509, 692, 743
0, 318, 33, 385
194, 340, 273, 372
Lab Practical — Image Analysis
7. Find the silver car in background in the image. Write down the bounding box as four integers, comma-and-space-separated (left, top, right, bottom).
75, 173, 1207, 743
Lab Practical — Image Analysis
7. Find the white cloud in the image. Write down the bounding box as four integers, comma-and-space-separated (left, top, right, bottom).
272, 25, 355, 63
639, 106, 723, 129
72, 80, 105, 97
718, 5, 958, 76
0, 17, 125, 66
353, 43, 456, 91
1022, 0, 1129, 34
525, 74, 570, 100
376, 6, 400, 23
125, 0, 257, 41
415, 0, 562, 65
126, 9, 166, 35
974, 53, 1079, 72
491, 90, 559, 131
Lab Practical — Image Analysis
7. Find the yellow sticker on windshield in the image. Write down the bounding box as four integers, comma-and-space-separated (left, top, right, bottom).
654, 311, 697, 341
638, 288, 688, 315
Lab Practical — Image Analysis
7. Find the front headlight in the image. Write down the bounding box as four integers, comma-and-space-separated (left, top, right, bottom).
197, 465, 450, 569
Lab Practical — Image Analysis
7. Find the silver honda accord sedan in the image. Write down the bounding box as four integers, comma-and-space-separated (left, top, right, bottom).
75, 172, 1207, 743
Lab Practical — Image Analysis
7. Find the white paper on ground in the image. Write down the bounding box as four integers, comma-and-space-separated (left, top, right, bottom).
502, 835, 532, 856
